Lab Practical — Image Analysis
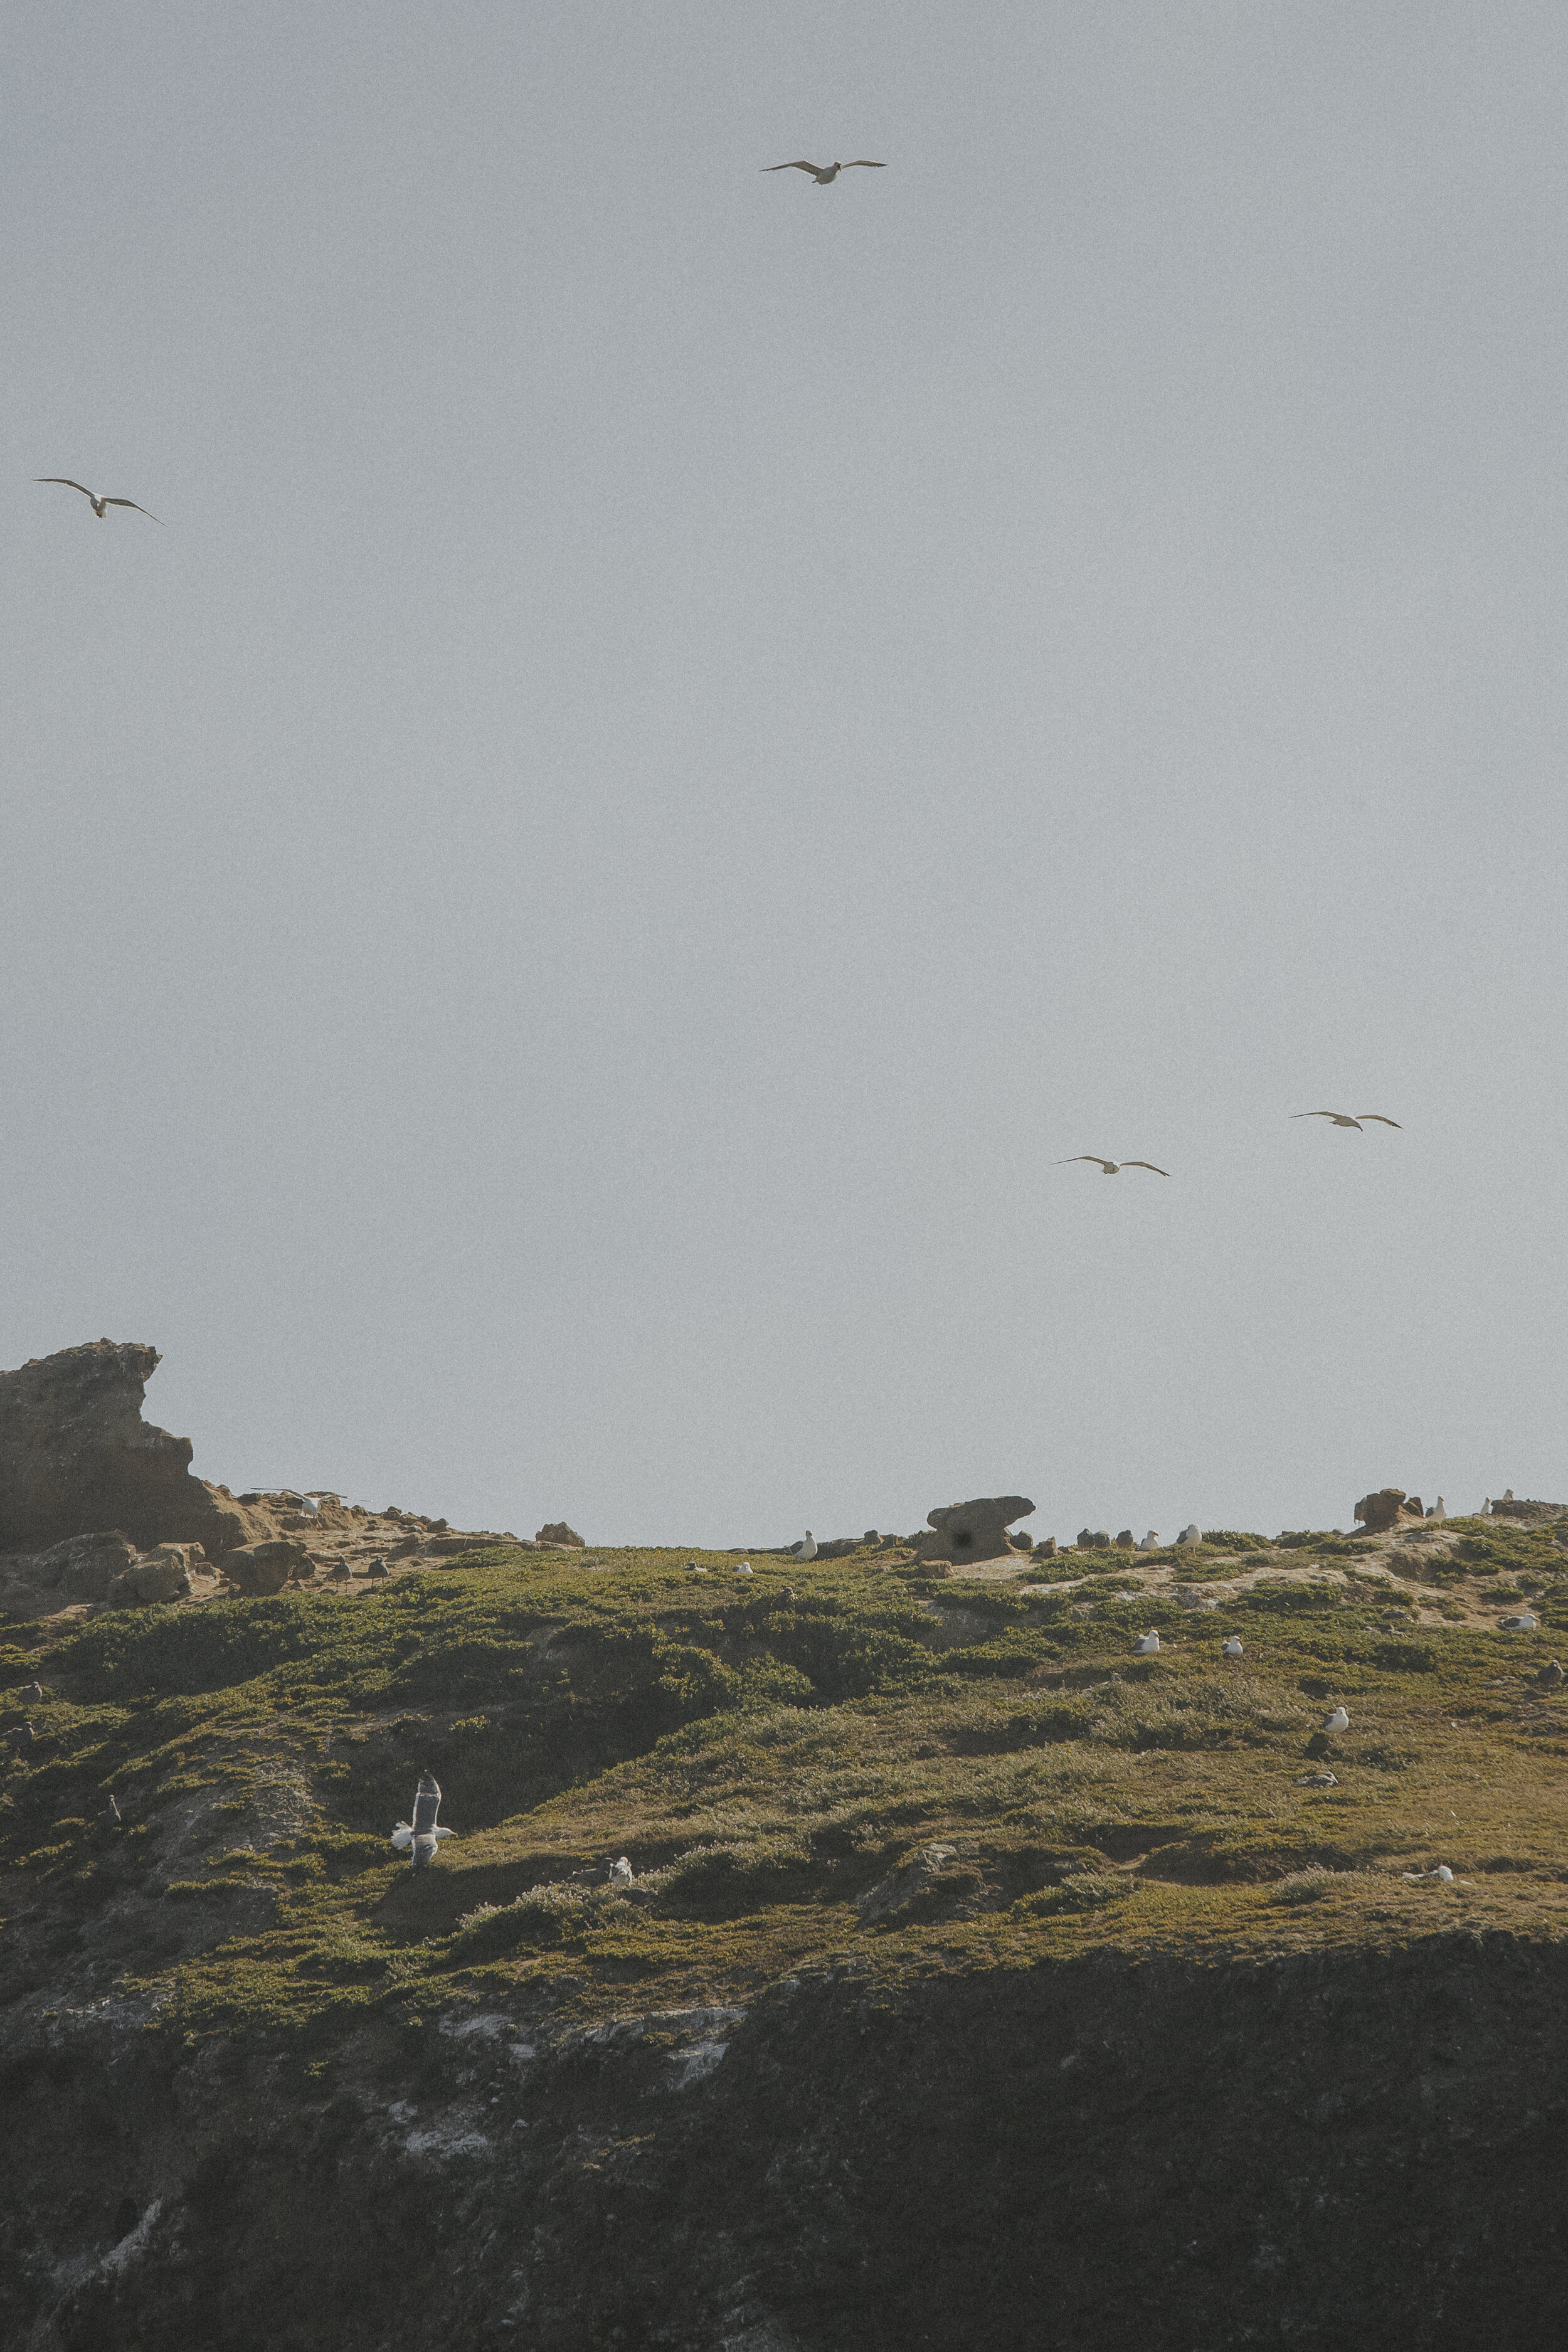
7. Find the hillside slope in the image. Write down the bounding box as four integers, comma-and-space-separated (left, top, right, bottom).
4, 1527, 1567, 2347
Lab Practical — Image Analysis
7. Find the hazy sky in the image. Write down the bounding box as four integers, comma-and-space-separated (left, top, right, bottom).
5, 3, 1565, 1547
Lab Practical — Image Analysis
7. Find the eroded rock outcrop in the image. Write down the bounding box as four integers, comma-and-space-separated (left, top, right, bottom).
0, 1340, 272, 1560
914, 1495, 1035, 1566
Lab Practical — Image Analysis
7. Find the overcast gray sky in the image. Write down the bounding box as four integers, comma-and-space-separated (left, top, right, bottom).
5, 3, 1565, 1547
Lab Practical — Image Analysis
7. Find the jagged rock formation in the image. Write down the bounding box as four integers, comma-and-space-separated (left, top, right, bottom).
0, 1341, 271, 1560
1354, 1486, 1424, 1535
535, 1522, 585, 1548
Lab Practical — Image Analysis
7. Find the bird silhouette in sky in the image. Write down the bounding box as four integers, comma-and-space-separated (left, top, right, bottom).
1054, 1157, 1170, 1177
762, 160, 885, 184
1292, 1112, 1401, 1130
35, 478, 162, 522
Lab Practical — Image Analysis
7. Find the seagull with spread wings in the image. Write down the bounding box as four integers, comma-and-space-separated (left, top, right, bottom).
1292, 1112, 1401, 1130
35, 478, 162, 522
762, 159, 884, 184
1054, 1156, 1170, 1177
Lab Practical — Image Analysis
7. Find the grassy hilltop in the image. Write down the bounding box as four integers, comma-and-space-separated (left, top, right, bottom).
4, 1521, 1567, 2043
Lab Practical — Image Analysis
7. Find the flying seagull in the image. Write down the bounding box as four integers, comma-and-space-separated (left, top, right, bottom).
1292, 1112, 1401, 1131
763, 160, 885, 184
1054, 1157, 1170, 1177
391, 1770, 453, 1868
35, 478, 162, 523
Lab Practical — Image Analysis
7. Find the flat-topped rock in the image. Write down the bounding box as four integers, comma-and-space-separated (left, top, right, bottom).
914, 1496, 1035, 1567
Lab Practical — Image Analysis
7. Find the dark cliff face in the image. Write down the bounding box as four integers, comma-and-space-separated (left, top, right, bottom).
6, 1933, 1564, 2352
0, 1341, 261, 1558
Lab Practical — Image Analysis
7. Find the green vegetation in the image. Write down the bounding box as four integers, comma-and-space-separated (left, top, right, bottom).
3, 1534, 1567, 2045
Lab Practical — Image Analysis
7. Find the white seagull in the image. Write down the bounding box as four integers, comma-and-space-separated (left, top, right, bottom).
1402, 1864, 1454, 1884
1054, 1157, 1170, 1177
35, 477, 162, 522
1321, 1705, 1350, 1734
1292, 1112, 1401, 1131
1222, 1635, 1244, 1660
790, 1532, 817, 1560
736, 1562, 754, 1576
609, 1856, 634, 1887
1296, 1768, 1338, 1786
1498, 1613, 1539, 1632
391, 1770, 453, 1868
763, 159, 885, 184
1134, 1631, 1161, 1655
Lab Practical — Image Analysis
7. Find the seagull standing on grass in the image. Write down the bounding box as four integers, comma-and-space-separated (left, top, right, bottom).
610, 1857, 634, 1887
791, 1533, 817, 1561
1322, 1705, 1350, 1734
34, 477, 162, 522
1134, 1631, 1161, 1655
1222, 1635, 1244, 1660
763, 159, 884, 184
391, 1771, 453, 1868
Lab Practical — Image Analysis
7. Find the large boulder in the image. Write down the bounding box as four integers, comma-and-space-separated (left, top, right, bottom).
0, 1341, 275, 1560
1354, 1488, 1413, 1535
218, 1540, 312, 1596
33, 1529, 139, 1601
535, 1522, 586, 1549
914, 1496, 1035, 1567
105, 1543, 199, 1608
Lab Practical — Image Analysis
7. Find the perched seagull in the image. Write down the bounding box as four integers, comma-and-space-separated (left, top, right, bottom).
11, 1722, 36, 1748
1054, 1156, 1170, 1177
366, 1557, 389, 1580
1321, 1705, 1350, 1734
21, 1681, 43, 1703
609, 1856, 634, 1887
736, 1562, 754, 1576
1539, 1659, 1564, 1688
1402, 1864, 1454, 1884
790, 1532, 817, 1560
1176, 1524, 1202, 1546
1291, 1112, 1401, 1131
1498, 1613, 1539, 1632
1296, 1768, 1338, 1786
391, 1771, 453, 1868
1222, 1635, 1244, 1660
35, 477, 162, 522
1137, 1531, 1162, 1552
763, 159, 885, 184
1134, 1631, 1161, 1655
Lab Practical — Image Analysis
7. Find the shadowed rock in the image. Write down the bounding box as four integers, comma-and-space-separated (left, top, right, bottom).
0, 1342, 274, 1559
218, 1540, 313, 1596
1353, 1488, 1411, 1535
535, 1521, 586, 1548
915, 1497, 1034, 1567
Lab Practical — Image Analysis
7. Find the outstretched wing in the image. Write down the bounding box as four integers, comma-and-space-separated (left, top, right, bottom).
390, 1821, 413, 1850
763, 161, 824, 173
102, 498, 163, 523
1293, 1111, 1359, 1125
34, 477, 95, 499
1356, 1115, 1401, 1127
1122, 1162, 1170, 1176
1054, 1155, 1115, 1170
842, 160, 886, 168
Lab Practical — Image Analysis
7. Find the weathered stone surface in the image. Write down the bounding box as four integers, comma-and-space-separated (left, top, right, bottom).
33, 1530, 139, 1601
105, 1544, 199, 1608
914, 1496, 1034, 1566
1353, 1488, 1407, 1534
0, 1341, 275, 1560
535, 1522, 586, 1548
1488, 1495, 1568, 1525
218, 1540, 312, 1595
